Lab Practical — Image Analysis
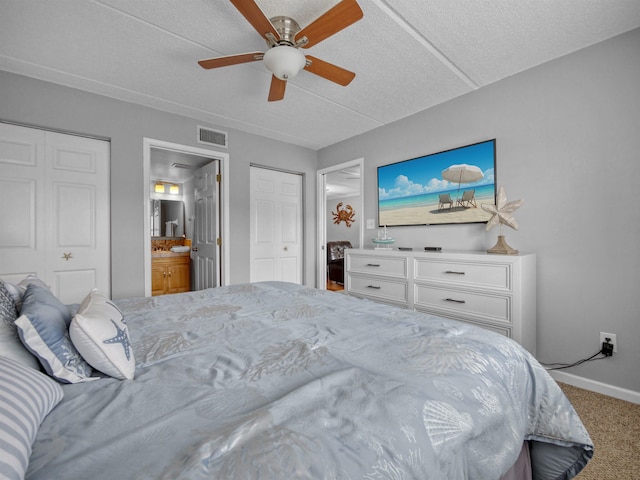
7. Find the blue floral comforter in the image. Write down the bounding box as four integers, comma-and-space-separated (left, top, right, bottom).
28, 282, 592, 479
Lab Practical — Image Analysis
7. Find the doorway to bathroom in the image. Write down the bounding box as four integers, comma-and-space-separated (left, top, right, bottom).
143, 138, 229, 296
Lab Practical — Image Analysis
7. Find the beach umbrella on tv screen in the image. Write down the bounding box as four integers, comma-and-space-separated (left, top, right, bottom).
441, 164, 484, 194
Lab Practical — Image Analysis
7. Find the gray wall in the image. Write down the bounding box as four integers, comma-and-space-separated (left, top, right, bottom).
0, 70, 318, 297
326, 195, 361, 248
318, 29, 640, 393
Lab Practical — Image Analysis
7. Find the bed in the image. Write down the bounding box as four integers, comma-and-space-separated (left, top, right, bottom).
1, 280, 592, 479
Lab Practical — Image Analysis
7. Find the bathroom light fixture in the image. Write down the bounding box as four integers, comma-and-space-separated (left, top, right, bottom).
154, 183, 165, 193
263, 45, 306, 81
169, 184, 180, 195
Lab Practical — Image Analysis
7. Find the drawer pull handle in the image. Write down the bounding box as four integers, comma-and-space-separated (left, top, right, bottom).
445, 270, 465, 275
445, 298, 466, 304
367, 285, 382, 289
366, 263, 381, 267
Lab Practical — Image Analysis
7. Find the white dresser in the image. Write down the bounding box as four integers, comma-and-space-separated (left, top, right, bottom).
345, 249, 536, 355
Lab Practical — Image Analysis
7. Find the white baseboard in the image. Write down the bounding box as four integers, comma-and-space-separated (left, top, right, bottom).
549, 370, 640, 405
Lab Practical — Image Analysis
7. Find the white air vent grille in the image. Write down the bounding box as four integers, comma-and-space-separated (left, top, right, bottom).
171, 162, 192, 170
198, 126, 227, 148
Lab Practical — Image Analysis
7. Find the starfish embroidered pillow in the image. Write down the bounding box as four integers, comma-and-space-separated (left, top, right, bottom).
69, 289, 135, 380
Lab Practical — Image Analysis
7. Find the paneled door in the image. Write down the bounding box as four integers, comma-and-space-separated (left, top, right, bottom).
193, 160, 220, 290
0, 123, 110, 304
250, 167, 302, 283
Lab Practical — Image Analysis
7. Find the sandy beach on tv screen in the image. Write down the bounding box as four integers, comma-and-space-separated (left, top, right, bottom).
379, 195, 495, 226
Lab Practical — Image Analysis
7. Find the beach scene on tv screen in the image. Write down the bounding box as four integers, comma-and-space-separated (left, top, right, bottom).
378, 140, 496, 226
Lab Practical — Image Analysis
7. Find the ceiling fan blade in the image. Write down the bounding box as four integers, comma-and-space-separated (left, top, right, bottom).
295, 0, 363, 49
230, 0, 279, 41
304, 56, 355, 86
268, 75, 287, 102
198, 52, 263, 69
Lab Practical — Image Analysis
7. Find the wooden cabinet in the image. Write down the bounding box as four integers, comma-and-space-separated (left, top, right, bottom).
151, 255, 190, 296
346, 249, 536, 355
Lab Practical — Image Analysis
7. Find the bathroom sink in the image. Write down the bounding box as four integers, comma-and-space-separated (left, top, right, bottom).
170, 246, 191, 253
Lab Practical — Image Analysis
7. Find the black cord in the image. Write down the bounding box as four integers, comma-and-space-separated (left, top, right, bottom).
541, 350, 607, 370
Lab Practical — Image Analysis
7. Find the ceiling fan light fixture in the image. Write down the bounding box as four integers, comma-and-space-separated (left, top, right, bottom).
263, 45, 306, 81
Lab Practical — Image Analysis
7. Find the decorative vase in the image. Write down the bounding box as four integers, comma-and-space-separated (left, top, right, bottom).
487, 235, 518, 255
371, 237, 395, 250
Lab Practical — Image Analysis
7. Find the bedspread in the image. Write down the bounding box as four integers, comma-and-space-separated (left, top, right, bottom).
27, 282, 592, 479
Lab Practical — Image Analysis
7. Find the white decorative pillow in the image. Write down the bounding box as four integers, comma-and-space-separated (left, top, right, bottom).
15, 284, 94, 383
69, 289, 135, 380
0, 355, 64, 480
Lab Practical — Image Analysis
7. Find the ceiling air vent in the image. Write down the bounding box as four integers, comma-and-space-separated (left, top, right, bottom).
198, 126, 228, 148
171, 162, 192, 170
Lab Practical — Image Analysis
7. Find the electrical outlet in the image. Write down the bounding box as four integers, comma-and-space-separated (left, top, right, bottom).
600, 332, 617, 354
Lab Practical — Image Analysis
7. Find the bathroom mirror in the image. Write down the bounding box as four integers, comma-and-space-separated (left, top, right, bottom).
151, 199, 185, 237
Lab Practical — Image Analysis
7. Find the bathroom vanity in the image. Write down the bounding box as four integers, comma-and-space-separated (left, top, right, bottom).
151, 237, 191, 296
151, 252, 191, 296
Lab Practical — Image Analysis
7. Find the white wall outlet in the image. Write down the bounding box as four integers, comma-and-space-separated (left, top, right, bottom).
600, 332, 617, 353
366, 219, 375, 229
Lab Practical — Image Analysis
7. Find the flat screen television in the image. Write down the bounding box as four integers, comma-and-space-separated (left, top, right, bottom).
377, 139, 496, 226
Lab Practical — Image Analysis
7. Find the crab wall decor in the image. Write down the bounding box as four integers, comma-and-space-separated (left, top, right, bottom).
332, 202, 355, 227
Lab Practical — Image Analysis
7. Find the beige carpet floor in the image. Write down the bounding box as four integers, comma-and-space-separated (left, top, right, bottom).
558, 382, 640, 479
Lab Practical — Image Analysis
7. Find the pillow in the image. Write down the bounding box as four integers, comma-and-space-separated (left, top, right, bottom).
14, 275, 51, 311
0, 282, 40, 370
0, 355, 64, 480
0, 281, 19, 328
70, 289, 135, 380
1, 280, 23, 306
17, 275, 49, 292
15, 284, 94, 383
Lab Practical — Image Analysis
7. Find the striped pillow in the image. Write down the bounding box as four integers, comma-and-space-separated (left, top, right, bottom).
0, 355, 64, 480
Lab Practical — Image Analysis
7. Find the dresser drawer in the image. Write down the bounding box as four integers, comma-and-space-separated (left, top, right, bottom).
437, 315, 513, 338
414, 259, 511, 291
414, 284, 511, 324
347, 254, 408, 279
347, 274, 408, 305
466, 319, 512, 338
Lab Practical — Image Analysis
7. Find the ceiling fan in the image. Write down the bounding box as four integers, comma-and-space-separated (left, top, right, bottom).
198, 0, 363, 101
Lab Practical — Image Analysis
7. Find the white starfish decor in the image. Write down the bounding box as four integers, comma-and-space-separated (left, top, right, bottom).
481, 187, 523, 231
481, 187, 523, 255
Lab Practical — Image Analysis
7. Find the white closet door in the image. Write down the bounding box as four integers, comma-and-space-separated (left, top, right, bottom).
250, 167, 302, 284
44, 131, 110, 303
0, 124, 46, 282
0, 123, 110, 304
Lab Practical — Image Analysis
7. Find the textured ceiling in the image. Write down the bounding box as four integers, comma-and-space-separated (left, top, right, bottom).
1, 0, 640, 151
